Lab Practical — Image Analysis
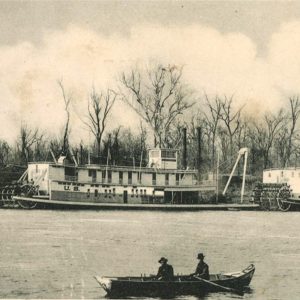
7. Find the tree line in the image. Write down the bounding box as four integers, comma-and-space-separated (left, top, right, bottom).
1, 64, 300, 178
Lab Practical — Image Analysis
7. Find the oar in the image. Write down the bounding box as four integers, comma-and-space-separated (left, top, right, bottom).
194, 276, 244, 296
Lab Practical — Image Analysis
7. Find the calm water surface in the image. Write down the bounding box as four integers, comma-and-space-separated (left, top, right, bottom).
0, 209, 299, 299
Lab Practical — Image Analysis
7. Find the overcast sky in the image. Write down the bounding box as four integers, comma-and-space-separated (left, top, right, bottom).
1, 1, 300, 144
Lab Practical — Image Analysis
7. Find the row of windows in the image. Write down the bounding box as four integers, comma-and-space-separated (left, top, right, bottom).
64, 185, 151, 196
59, 182, 84, 186
87, 170, 182, 184
268, 171, 300, 178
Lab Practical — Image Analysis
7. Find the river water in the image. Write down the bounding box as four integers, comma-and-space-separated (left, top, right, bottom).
0, 209, 299, 300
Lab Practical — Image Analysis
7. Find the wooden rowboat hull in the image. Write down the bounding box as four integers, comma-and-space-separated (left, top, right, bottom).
95, 264, 255, 298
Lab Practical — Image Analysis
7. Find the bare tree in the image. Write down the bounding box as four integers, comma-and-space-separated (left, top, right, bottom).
121, 64, 194, 147
0, 140, 10, 165
203, 95, 222, 170
284, 97, 300, 166
219, 96, 244, 161
250, 110, 285, 168
18, 124, 43, 164
82, 87, 117, 159
57, 79, 71, 154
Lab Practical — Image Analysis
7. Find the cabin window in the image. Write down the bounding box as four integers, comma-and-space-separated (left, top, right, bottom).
95, 189, 98, 197
176, 173, 180, 185
144, 189, 147, 195
88, 169, 96, 177
87, 189, 90, 198
137, 172, 142, 184
113, 188, 116, 195
152, 173, 156, 185
281, 171, 284, 177
119, 171, 123, 184
268, 172, 271, 178
140, 189, 143, 195
128, 171, 132, 184
102, 170, 106, 183
74, 186, 79, 191
165, 173, 169, 185
136, 189, 138, 197
104, 189, 107, 198
108, 170, 112, 183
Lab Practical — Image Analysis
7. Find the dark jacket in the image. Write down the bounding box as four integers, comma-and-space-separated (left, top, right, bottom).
156, 263, 174, 281
194, 261, 209, 280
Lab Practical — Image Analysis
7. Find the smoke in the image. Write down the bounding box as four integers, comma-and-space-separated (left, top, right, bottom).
0, 21, 300, 144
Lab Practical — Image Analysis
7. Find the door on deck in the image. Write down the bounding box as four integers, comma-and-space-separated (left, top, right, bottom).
123, 190, 128, 203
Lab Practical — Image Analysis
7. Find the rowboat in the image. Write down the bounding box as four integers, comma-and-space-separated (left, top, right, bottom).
95, 264, 255, 297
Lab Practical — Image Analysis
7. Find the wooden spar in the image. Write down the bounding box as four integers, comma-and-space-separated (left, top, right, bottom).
194, 276, 244, 296
50, 149, 57, 164
241, 150, 248, 203
223, 148, 248, 197
223, 153, 241, 195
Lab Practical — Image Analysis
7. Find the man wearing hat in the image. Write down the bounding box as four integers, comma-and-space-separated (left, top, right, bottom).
156, 257, 174, 281
191, 253, 209, 280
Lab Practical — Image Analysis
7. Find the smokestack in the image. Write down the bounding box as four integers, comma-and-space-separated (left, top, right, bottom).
197, 127, 202, 182
182, 128, 187, 169
80, 144, 83, 165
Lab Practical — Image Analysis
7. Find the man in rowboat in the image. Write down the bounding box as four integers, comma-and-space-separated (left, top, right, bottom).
191, 253, 209, 280
156, 257, 174, 281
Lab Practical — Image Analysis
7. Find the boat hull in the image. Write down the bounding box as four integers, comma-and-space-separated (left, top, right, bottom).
12, 196, 259, 210
95, 264, 255, 297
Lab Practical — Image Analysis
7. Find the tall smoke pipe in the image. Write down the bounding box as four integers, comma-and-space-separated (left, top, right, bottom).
182, 128, 187, 169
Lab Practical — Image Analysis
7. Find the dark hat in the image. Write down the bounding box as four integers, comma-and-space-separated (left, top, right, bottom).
197, 253, 205, 259
158, 257, 168, 263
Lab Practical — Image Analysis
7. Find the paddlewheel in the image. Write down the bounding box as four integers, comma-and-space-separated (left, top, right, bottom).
0, 184, 20, 208
0, 183, 38, 209
252, 183, 292, 211
16, 184, 38, 209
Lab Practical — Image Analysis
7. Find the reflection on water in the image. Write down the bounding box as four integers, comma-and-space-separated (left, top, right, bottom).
0, 209, 299, 299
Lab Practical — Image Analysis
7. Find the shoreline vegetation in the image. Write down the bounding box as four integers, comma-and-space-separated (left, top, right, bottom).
1, 65, 300, 192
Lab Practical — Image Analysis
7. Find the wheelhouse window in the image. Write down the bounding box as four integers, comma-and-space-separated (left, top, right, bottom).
119, 171, 123, 184
161, 149, 176, 161
64, 167, 77, 181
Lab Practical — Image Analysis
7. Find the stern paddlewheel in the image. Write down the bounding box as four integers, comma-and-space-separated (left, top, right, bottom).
277, 185, 292, 212
17, 184, 38, 209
